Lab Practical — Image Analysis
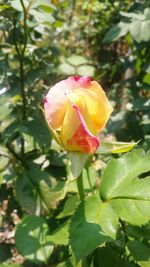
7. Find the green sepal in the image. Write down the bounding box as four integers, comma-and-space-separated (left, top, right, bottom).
97, 141, 139, 154
40, 106, 64, 148
68, 152, 89, 178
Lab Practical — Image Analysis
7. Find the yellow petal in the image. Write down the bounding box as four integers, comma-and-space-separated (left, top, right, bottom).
88, 81, 113, 131
61, 99, 99, 153
44, 77, 92, 129
68, 89, 97, 134
44, 80, 68, 129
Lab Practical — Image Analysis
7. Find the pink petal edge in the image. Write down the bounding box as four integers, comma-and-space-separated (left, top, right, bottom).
67, 97, 99, 153
67, 76, 92, 88
44, 97, 48, 104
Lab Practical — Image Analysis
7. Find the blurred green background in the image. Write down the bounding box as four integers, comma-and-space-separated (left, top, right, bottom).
0, 0, 150, 266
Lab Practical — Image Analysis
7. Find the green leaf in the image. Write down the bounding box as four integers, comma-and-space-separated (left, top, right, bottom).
0, 156, 9, 172
58, 63, 75, 75
140, 263, 150, 267
31, 0, 55, 9
100, 150, 150, 225
48, 150, 67, 166
0, 175, 2, 185
10, 0, 28, 11
2, 120, 18, 142
77, 65, 95, 77
0, 95, 12, 121
93, 247, 137, 267
129, 20, 150, 42
103, 22, 129, 43
97, 202, 118, 239
0, 145, 10, 177
100, 150, 150, 200
68, 152, 89, 178
97, 141, 138, 154
15, 173, 37, 214
143, 62, 150, 74
0, 4, 10, 11
114, 175, 150, 200
57, 257, 75, 267
67, 55, 87, 66
21, 117, 52, 150
15, 164, 66, 213
143, 73, 150, 84
110, 198, 150, 225
57, 195, 79, 218
47, 220, 69, 245
126, 223, 150, 239
0, 243, 11, 263
69, 195, 118, 262
120, 11, 144, 20
15, 215, 53, 263
127, 240, 150, 262
144, 7, 150, 19
29, 9, 54, 23
0, 165, 15, 184
38, 4, 54, 13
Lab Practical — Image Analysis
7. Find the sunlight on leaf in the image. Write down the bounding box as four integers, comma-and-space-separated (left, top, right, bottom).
68, 152, 89, 178
100, 150, 150, 225
97, 141, 139, 154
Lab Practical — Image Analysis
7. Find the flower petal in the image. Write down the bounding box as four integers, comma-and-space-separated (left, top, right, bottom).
44, 80, 68, 129
61, 99, 99, 153
44, 77, 92, 129
87, 81, 113, 131
66, 78, 113, 132
44, 76, 113, 153
67, 76, 92, 88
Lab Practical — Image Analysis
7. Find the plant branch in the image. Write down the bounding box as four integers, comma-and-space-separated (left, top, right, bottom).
86, 168, 95, 194
6, 142, 28, 169
20, 0, 28, 55
13, 0, 29, 156
77, 171, 85, 202
13, 19, 26, 155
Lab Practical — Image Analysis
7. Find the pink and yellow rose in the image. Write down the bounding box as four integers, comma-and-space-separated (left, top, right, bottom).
44, 76, 113, 153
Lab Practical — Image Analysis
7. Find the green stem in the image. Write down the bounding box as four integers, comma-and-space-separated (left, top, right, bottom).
77, 171, 85, 202
13, 0, 28, 156
86, 168, 95, 194
13, 19, 26, 156
20, 0, 28, 55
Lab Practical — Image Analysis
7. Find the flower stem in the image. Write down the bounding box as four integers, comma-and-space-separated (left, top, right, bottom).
77, 171, 85, 202
86, 168, 95, 194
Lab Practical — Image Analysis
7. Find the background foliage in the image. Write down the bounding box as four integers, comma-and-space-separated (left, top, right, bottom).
0, 0, 150, 266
